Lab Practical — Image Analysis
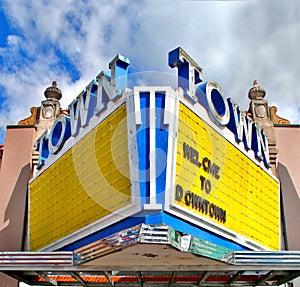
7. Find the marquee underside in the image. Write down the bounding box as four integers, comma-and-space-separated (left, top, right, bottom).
1, 249, 300, 286
2, 224, 300, 286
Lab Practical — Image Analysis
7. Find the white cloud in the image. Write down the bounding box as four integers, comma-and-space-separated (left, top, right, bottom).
0, 0, 299, 143
6, 34, 20, 46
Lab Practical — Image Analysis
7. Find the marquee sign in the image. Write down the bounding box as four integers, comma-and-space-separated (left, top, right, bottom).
171, 103, 279, 250
29, 103, 140, 251
29, 55, 141, 251
30, 47, 279, 252
166, 48, 279, 250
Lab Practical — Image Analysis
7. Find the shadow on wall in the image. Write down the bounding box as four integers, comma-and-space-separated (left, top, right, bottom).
0, 163, 31, 287
278, 162, 300, 250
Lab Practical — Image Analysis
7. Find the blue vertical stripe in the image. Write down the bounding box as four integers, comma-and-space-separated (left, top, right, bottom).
155, 92, 168, 206
137, 92, 150, 206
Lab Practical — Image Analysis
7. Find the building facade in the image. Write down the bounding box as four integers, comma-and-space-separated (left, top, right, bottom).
0, 47, 299, 286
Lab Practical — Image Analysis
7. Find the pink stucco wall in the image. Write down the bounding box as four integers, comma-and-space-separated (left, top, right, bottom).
275, 125, 300, 197
0, 126, 35, 286
0, 126, 35, 242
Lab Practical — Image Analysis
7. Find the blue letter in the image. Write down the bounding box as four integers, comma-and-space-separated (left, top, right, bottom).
169, 47, 203, 104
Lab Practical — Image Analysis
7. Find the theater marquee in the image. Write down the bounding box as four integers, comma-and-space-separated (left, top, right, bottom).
29, 47, 280, 253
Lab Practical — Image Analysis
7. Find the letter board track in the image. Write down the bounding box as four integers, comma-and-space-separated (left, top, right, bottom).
29, 103, 136, 251
173, 103, 279, 250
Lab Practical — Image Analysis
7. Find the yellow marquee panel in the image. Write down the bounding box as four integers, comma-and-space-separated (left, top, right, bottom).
30, 104, 132, 251
175, 103, 279, 250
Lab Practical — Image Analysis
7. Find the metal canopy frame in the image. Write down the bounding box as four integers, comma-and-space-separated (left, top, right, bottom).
1, 225, 300, 286
1, 251, 300, 286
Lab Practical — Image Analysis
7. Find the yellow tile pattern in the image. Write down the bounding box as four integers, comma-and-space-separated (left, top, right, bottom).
175, 103, 279, 250
30, 104, 132, 250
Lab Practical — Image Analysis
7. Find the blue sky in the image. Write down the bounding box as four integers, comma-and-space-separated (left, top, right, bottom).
1, 0, 300, 145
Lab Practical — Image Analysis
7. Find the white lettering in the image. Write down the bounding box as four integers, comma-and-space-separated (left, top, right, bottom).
95, 73, 118, 115
69, 90, 91, 137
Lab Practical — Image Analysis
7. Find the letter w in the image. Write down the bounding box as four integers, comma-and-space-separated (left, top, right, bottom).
231, 103, 253, 150
192, 193, 201, 210
69, 90, 91, 136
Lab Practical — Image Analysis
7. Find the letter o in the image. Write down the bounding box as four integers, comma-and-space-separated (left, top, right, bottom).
196, 81, 230, 126
206, 81, 230, 126
48, 115, 71, 154
205, 179, 211, 194
209, 203, 215, 217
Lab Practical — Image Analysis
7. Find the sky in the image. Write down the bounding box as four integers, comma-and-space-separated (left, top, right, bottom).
0, 1, 299, 286
0, 0, 300, 146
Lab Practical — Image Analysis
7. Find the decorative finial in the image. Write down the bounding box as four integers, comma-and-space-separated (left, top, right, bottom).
248, 80, 266, 100
44, 81, 62, 101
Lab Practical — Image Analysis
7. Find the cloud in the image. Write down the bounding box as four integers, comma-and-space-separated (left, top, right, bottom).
0, 0, 299, 145
221, 0, 300, 113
